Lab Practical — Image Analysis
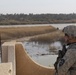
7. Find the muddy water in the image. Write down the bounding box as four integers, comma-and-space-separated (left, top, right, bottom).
1, 23, 74, 65
0, 23, 76, 66
23, 41, 62, 67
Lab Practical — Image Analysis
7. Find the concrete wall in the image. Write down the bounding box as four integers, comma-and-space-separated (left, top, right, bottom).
15, 42, 55, 75
1, 41, 55, 75
0, 63, 12, 75
2, 42, 16, 75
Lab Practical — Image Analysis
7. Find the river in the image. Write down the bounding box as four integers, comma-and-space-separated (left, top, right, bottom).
1, 23, 76, 67
22, 23, 76, 67
0, 23, 76, 29
23, 41, 62, 67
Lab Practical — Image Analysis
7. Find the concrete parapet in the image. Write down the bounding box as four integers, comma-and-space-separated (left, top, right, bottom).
0, 63, 12, 75
1, 41, 55, 75
15, 42, 55, 75
2, 42, 16, 75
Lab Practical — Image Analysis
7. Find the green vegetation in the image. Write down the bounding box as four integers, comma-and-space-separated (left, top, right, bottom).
0, 13, 76, 25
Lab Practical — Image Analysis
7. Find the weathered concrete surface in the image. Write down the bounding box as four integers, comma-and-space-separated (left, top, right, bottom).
2, 42, 16, 75
0, 63, 12, 75
15, 42, 55, 75
2, 41, 55, 75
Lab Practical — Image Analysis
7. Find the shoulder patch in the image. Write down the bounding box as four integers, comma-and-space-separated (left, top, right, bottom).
59, 59, 65, 67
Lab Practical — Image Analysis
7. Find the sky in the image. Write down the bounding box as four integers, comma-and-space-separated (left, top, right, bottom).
0, 0, 76, 14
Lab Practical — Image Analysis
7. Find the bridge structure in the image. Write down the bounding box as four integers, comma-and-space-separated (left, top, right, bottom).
0, 41, 55, 75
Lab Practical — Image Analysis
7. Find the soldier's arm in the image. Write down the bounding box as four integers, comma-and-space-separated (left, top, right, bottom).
57, 49, 76, 75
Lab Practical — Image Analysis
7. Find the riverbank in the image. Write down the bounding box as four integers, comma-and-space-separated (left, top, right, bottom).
29, 30, 64, 43
0, 25, 57, 42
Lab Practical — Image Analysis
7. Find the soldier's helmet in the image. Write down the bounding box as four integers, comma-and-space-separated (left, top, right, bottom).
63, 25, 76, 38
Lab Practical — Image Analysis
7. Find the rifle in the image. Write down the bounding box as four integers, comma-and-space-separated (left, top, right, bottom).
54, 45, 67, 73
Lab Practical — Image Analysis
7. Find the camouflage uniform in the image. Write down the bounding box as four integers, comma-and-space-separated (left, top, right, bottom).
57, 25, 76, 75
57, 43, 76, 75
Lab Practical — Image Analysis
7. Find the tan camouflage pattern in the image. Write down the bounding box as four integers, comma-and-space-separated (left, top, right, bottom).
63, 25, 76, 37
57, 43, 76, 75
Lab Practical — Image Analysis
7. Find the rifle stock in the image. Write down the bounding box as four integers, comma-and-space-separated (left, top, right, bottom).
54, 45, 67, 73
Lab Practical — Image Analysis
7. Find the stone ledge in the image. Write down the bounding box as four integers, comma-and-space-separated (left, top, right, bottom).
0, 63, 12, 75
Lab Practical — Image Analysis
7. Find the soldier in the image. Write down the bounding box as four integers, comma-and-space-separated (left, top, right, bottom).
56, 25, 76, 75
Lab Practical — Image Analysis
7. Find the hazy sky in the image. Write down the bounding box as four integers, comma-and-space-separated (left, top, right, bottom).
0, 0, 76, 14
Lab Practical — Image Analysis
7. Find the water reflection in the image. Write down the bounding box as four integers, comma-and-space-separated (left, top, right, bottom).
33, 55, 58, 67
23, 41, 62, 67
